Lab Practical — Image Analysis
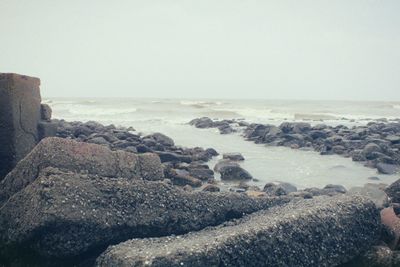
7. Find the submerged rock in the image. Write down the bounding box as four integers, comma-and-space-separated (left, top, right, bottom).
222, 152, 245, 161
96, 195, 380, 267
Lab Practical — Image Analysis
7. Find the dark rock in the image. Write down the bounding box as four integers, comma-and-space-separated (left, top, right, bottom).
40, 103, 52, 121
263, 182, 297, 196
0, 73, 42, 179
157, 151, 192, 163
222, 152, 245, 161
386, 135, 400, 144
168, 169, 202, 187
87, 136, 109, 146
96, 195, 380, 267
136, 144, 153, 153
377, 163, 400, 175
202, 184, 221, 192
188, 167, 214, 181
323, 184, 347, 194
215, 161, 253, 181
363, 143, 382, 159
0, 137, 164, 206
385, 179, 400, 203
38, 121, 58, 140
0, 167, 288, 262
146, 133, 175, 147
205, 148, 219, 157
189, 117, 214, 128
73, 125, 92, 138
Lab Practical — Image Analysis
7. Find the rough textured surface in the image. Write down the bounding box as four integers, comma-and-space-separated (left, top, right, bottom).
0, 167, 289, 263
0, 73, 41, 179
96, 195, 380, 267
0, 137, 164, 206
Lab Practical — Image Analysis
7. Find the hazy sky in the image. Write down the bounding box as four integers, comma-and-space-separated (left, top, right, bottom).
1, 0, 399, 100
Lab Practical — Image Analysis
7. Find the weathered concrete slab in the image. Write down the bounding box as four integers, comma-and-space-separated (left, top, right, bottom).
0, 73, 41, 179
0, 167, 289, 263
96, 195, 380, 267
0, 137, 164, 206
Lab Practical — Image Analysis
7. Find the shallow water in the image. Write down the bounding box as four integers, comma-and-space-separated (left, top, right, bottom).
47, 97, 400, 189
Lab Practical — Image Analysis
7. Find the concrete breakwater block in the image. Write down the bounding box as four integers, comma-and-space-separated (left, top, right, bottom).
0, 73, 41, 179
0, 167, 288, 262
96, 195, 380, 267
0, 137, 165, 206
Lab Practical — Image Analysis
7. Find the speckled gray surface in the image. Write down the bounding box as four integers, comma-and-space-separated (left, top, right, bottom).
0, 137, 164, 206
96, 195, 380, 267
0, 167, 289, 262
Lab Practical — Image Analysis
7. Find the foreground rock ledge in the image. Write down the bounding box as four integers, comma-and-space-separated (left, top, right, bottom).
0, 167, 289, 263
96, 195, 380, 267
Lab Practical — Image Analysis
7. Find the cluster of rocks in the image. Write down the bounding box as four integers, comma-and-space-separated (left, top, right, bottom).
189, 117, 400, 175
0, 137, 290, 266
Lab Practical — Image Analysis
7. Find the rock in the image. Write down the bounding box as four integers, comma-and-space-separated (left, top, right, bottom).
96, 195, 380, 267
244, 124, 270, 140
87, 136, 109, 146
385, 179, 400, 203
188, 167, 214, 181
350, 245, 394, 267
168, 169, 202, 187
263, 182, 297, 196
136, 144, 153, 153
217, 162, 253, 181
38, 121, 58, 140
213, 159, 233, 172
363, 143, 383, 159
0, 73, 42, 179
189, 117, 214, 128
323, 184, 347, 194
0, 167, 289, 263
386, 135, 400, 144
222, 152, 245, 161
0, 137, 164, 206
146, 132, 175, 147
202, 184, 221, 192
246, 191, 267, 198
351, 149, 367, 162
40, 103, 52, 121
377, 163, 400, 175
205, 148, 219, 157
157, 151, 192, 163
380, 207, 400, 249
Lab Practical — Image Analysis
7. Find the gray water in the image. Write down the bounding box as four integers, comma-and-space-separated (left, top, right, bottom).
46, 97, 400, 189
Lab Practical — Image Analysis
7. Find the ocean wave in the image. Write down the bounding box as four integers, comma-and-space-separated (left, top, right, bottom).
393, 104, 400, 110
68, 107, 138, 116
180, 100, 224, 108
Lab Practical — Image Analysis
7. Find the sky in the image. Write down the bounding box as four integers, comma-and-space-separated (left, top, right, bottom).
1, 0, 399, 100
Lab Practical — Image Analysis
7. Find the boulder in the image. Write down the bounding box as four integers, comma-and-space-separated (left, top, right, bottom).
263, 182, 297, 196
189, 117, 214, 128
377, 163, 400, 175
96, 195, 380, 267
202, 184, 221, 192
157, 151, 192, 163
168, 169, 202, 187
40, 103, 52, 121
0, 137, 164, 206
0, 167, 289, 263
146, 133, 175, 147
363, 143, 382, 159
385, 179, 400, 203
214, 161, 253, 181
222, 152, 245, 161
0, 73, 42, 179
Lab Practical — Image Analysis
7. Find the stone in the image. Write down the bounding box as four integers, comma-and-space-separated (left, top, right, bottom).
0, 137, 164, 206
0, 167, 289, 263
386, 135, 400, 144
263, 182, 297, 196
96, 195, 380, 267
168, 169, 202, 187
0, 73, 41, 179
323, 184, 347, 194
363, 143, 382, 159
202, 184, 221, 192
157, 151, 192, 163
37, 121, 58, 140
385, 179, 400, 203
189, 117, 214, 128
217, 162, 253, 181
146, 132, 175, 147
87, 136, 109, 146
222, 152, 245, 161
40, 103, 52, 121
377, 163, 400, 175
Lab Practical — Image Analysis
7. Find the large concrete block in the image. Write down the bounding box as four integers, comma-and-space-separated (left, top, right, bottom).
0, 73, 41, 179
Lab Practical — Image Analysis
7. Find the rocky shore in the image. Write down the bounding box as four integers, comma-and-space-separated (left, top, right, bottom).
2, 73, 400, 266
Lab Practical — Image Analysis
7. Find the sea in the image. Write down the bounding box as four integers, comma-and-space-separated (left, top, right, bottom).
44, 98, 400, 190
